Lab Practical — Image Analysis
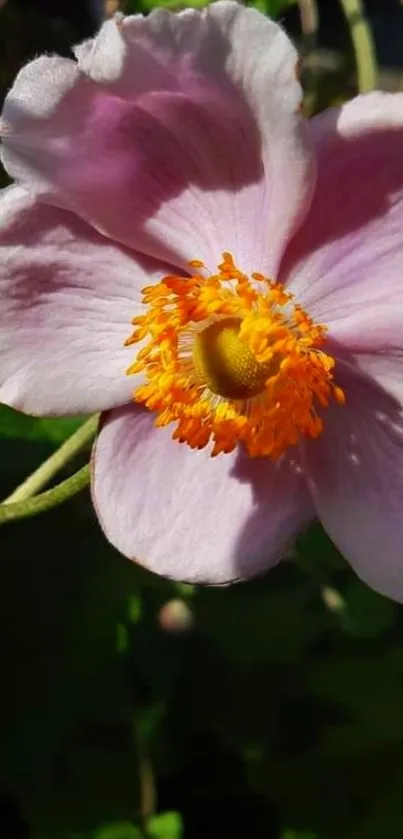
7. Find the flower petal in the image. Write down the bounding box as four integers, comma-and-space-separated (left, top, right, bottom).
301, 366, 403, 602
281, 92, 403, 402
0, 185, 165, 415
1, 2, 313, 274
91, 405, 313, 584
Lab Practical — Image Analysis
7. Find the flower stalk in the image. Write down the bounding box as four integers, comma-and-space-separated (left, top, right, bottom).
0, 464, 90, 526
2, 414, 98, 504
339, 0, 378, 93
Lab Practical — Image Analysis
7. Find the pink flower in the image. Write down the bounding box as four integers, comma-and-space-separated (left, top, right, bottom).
1, 2, 403, 599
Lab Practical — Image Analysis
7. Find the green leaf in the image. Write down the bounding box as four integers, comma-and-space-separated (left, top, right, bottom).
94, 822, 143, 839
126, 0, 296, 16
259, 0, 298, 16
297, 521, 345, 572
146, 812, 183, 839
0, 405, 84, 444
342, 580, 397, 638
128, 595, 143, 624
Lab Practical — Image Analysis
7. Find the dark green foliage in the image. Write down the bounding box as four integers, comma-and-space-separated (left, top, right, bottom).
1, 407, 403, 839
0, 0, 400, 836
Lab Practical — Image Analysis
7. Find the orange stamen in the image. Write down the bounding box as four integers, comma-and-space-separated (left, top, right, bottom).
124, 254, 344, 459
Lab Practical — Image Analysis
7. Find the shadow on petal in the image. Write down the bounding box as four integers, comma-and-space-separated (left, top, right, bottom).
280, 101, 403, 277
2, 16, 266, 268
229, 448, 313, 580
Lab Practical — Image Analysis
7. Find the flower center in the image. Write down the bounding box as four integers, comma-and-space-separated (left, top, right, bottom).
192, 317, 279, 399
124, 253, 345, 459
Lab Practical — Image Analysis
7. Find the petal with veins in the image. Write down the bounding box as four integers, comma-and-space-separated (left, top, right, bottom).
302, 366, 403, 602
92, 404, 314, 584
1, 2, 314, 274
0, 186, 168, 415
281, 92, 403, 403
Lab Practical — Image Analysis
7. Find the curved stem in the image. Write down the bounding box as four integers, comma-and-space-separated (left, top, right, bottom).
133, 718, 156, 833
139, 746, 156, 827
339, 0, 378, 92
3, 414, 98, 504
0, 465, 90, 526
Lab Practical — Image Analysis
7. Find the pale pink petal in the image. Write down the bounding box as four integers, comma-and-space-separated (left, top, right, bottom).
1, 2, 314, 274
280, 92, 403, 402
0, 185, 166, 415
301, 366, 403, 602
91, 405, 313, 584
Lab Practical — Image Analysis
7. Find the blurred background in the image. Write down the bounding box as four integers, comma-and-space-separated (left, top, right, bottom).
1, 1, 403, 838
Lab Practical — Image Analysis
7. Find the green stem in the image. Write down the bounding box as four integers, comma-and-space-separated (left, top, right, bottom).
297, 0, 319, 56
339, 0, 378, 92
134, 720, 156, 832
2, 414, 98, 504
139, 747, 156, 828
0, 465, 90, 526
297, 0, 319, 116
